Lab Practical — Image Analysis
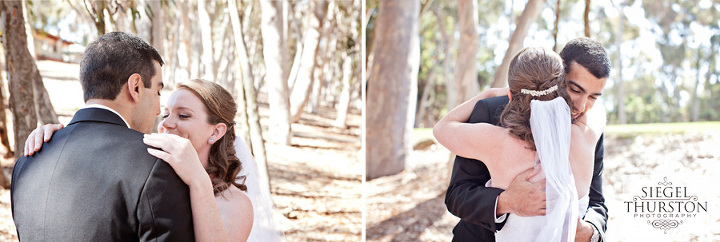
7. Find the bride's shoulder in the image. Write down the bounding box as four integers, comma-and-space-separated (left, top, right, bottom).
217, 186, 254, 239
574, 103, 606, 142
219, 186, 254, 211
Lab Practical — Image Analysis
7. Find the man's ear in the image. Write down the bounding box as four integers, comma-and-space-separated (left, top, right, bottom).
127, 73, 142, 103
209, 123, 228, 144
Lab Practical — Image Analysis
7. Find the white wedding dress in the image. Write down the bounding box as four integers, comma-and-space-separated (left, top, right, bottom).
495, 97, 583, 242
234, 138, 285, 242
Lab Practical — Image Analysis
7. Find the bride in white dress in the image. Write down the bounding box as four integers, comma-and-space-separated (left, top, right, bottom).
434, 47, 604, 241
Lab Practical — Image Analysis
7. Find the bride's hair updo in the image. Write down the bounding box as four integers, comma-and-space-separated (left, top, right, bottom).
177, 79, 247, 194
499, 47, 572, 151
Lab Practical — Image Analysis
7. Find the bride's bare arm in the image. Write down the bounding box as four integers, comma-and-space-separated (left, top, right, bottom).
433, 91, 508, 163
480, 87, 510, 99
143, 133, 231, 242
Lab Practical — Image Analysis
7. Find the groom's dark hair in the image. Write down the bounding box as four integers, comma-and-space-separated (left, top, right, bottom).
79, 31, 164, 102
559, 37, 610, 79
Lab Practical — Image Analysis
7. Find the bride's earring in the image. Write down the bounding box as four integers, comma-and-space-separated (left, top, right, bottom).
209, 138, 214, 143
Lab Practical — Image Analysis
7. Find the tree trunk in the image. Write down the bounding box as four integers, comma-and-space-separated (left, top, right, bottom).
584, 0, 591, 37
553, 0, 561, 52
285, 4, 302, 91
32, 63, 58, 125
490, 0, 545, 88
22, 0, 34, 58
168, 12, 181, 87
366, 0, 420, 180
334, 53, 352, 128
197, 0, 214, 80
180, 1, 193, 79
216, 15, 234, 88
672, 68, 682, 122
229, 0, 271, 195
698, 40, 716, 121
23, 0, 59, 126
311, 0, 338, 115
432, 5, 456, 112
150, 0, 164, 57
0, 47, 13, 158
308, 67, 322, 114
454, 0, 479, 108
233, 65, 251, 149
615, 2, 626, 124
658, 69, 678, 123
289, 1, 328, 123
692, 51, 701, 122
415, 68, 435, 128
287, 40, 303, 91
261, 0, 292, 145
319, 42, 338, 110
229, 0, 251, 147
2, 0, 39, 187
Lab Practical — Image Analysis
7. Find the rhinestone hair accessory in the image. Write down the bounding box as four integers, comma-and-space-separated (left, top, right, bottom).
520, 85, 558, 97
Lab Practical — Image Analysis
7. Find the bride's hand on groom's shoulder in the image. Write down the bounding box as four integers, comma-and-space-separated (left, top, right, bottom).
24, 123, 64, 157
143, 133, 210, 188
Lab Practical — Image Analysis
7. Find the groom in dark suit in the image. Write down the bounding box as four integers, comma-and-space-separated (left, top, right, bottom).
11, 32, 194, 241
446, 37, 610, 242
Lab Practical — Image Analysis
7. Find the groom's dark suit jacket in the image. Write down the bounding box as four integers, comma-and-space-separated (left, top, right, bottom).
445, 96, 607, 241
11, 108, 195, 241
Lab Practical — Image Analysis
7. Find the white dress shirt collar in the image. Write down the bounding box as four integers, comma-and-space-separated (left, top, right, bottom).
82, 104, 131, 128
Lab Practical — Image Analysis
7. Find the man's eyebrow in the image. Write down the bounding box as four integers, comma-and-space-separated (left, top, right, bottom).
568, 80, 602, 96
568, 80, 586, 93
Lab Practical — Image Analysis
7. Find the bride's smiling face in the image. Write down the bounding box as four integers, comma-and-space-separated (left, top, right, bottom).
159, 89, 216, 167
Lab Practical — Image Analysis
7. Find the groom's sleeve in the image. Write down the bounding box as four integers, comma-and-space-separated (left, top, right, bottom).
445, 98, 507, 232
583, 134, 608, 241
137, 159, 195, 242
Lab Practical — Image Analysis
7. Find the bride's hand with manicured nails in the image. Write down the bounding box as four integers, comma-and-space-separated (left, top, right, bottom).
143, 133, 211, 188
24, 124, 64, 156
144, 133, 231, 242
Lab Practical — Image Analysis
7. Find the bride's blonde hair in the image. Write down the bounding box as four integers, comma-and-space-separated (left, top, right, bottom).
499, 47, 572, 151
178, 79, 247, 194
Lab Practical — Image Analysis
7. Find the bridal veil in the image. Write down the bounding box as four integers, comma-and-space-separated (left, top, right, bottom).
530, 97, 578, 241
234, 138, 285, 242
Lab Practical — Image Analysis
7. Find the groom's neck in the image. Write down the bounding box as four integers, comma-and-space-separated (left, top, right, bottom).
86, 99, 134, 127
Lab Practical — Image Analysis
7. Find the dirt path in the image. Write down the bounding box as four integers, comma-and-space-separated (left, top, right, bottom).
263, 104, 362, 241
366, 143, 458, 242
0, 60, 362, 241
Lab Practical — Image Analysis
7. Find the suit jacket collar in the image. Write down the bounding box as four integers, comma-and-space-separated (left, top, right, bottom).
68, 108, 131, 128
491, 96, 510, 125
